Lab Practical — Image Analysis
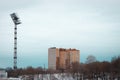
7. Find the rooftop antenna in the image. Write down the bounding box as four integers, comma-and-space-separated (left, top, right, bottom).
10, 13, 21, 69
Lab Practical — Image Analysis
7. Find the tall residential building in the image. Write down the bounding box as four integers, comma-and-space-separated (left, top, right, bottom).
48, 47, 80, 70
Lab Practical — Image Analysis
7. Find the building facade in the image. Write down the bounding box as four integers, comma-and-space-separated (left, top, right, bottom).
48, 47, 80, 70
0, 68, 7, 79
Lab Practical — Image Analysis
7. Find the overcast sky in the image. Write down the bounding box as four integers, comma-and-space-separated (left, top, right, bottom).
0, 0, 120, 68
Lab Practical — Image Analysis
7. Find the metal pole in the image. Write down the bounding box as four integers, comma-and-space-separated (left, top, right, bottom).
14, 24, 17, 69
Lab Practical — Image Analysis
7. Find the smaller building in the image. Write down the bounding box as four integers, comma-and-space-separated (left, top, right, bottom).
0, 68, 7, 79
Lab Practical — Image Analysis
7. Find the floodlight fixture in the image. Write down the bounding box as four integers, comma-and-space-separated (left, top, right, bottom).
10, 13, 21, 25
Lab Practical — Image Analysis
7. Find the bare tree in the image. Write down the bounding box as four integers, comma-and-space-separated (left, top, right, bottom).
70, 62, 80, 80
111, 56, 120, 79
86, 55, 97, 64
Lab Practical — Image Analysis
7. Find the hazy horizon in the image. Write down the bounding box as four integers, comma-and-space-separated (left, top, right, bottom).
0, 0, 120, 68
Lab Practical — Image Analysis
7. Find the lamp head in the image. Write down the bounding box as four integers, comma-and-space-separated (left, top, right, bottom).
10, 13, 21, 25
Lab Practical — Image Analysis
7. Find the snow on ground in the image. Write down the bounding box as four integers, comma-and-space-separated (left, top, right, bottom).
20, 74, 119, 80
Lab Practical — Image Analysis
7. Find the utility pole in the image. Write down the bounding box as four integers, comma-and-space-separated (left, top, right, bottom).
44, 64, 45, 71
10, 13, 21, 69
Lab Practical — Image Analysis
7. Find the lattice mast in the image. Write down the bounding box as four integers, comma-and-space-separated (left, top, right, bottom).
10, 13, 21, 69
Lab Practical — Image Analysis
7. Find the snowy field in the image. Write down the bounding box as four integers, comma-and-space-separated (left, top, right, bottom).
20, 73, 118, 80
1, 73, 119, 80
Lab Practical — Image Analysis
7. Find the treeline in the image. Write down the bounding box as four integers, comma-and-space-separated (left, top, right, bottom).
70, 56, 120, 79
7, 67, 44, 77
7, 56, 120, 79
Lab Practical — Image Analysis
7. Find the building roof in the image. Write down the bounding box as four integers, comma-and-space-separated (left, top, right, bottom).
0, 68, 6, 72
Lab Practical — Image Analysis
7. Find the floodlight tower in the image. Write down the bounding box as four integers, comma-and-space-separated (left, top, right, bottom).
10, 13, 21, 69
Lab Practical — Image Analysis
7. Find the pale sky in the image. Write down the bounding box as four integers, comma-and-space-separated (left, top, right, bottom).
0, 0, 120, 68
